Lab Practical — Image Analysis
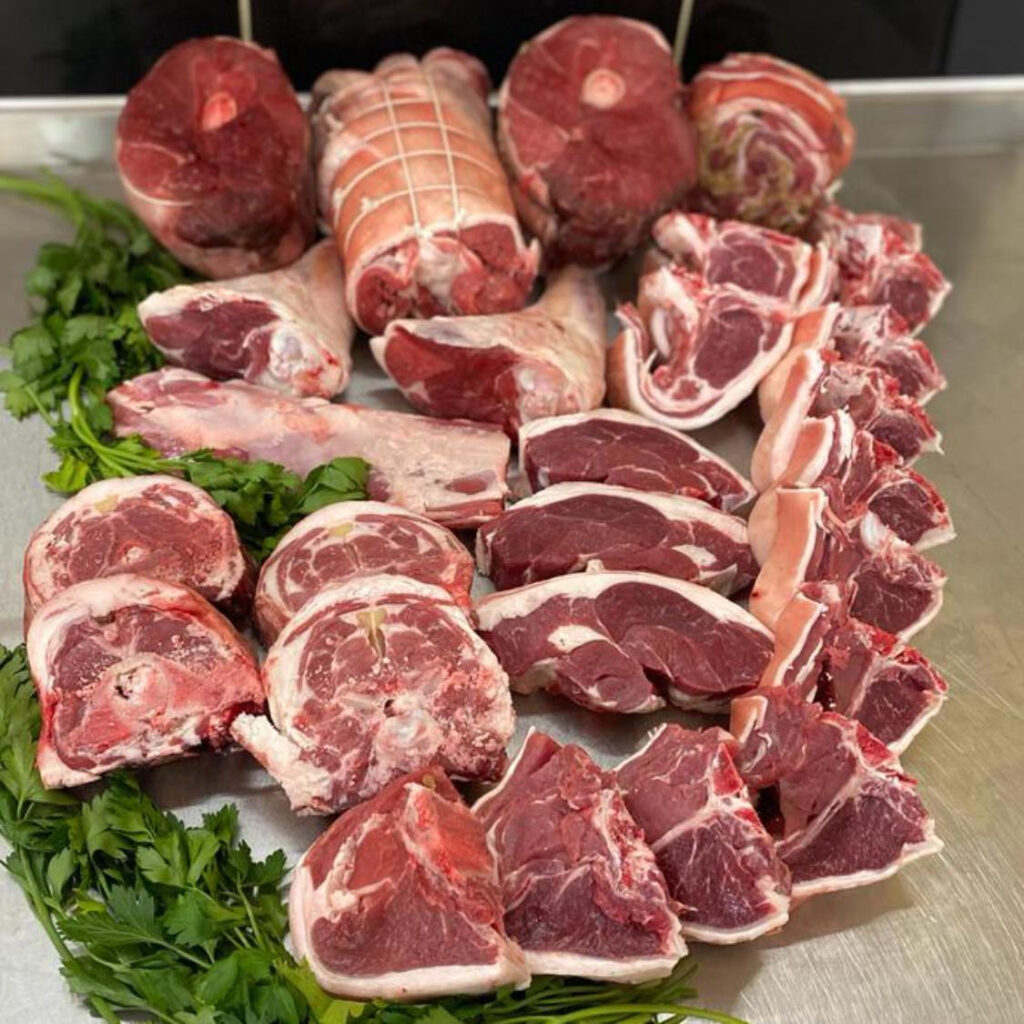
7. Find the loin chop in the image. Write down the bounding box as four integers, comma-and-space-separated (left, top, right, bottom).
231, 576, 514, 814
475, 570, 773, 713
371, 266, 606, 436
108, 368, 510, 528
27, 573, 262, 788
474, 729, 686, 981
139, 241, 354, 399
291, 767, 528, 1000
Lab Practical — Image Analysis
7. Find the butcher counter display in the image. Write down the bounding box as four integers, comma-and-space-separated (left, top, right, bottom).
0, 14, 1021, 1024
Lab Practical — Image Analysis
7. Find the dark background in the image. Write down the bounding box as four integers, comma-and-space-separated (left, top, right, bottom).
0, 0, 1020, 95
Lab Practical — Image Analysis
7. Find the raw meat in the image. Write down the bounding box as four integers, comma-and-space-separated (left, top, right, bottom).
116, 37, 314, 278
809, 204, 950, 332
688, 54, 854, 231
496, 15, 697, 266
26, 573, 262, 789
230, 576, 514, 814
138, 241, 354, 399
747, 410, 954, 557
651, 210, 835, 310
475, 570, 774, 713
730, 687, 942, 899
108, 368, 510, 528
760, 582, 948, 752
370, 266, 606, 436
291, 767, 528, 1000
753, 350, 941, 488
476, 482, 756, 594
608, 267, 794, 430
616, 725, 791, 943
254, 500, 473, 644
749, 488, 946, 639
518, 408, 755, 511
23, 474, 253, 627
312, 49, 537, 334
474, 729, 686, 980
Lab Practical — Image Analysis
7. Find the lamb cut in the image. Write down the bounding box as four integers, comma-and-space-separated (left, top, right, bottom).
476, 482, 756, 594
518, 408, 755, 511
747, 410, 953, 557
230, 576, 514, 814
809, 204, 950, 332
254, 500, 473, 644
496, 15, 697, 266
23, 474, 253, 628
753, 350, 940, 489
687, 54, 854, 231
138, 241, 354, 399
608, 266, 794, 430
616, 724, 791, 943
291, 767, 528, 1000
650, 210, 835, 310
475, 570, 774, 713
730, 687, 942, 899
749, 488, 946, 639
312, 49, 537, 333
27, 573, 263, 789
116, 37, 314, 278
760, 582, 947, 752
108, 368, 510, 528
370, 266, 606, 436
473, 729, 686, 980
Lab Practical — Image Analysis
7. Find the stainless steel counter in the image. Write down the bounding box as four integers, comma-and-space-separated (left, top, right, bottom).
1, 83, 1022, 1024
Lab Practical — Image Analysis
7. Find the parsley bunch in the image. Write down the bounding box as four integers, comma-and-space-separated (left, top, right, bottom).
0, 644, 746, 1024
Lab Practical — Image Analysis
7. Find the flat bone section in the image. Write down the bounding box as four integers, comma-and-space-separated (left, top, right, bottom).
290, 767, 529, 1000
108, 368, 510, 528
518, 407, 756, 511
231, 575, 514, 814
22, 474, 253, 627
254, 500, 474, 644
139, 240, 355, 399
730, 688, 943, 900
476, 481, 757, 593
475, 570, 773, 713
370, 265, 607, 436
749, 487, 946, 640
759, 582, 948, 753
473, 729, 686, 980
26, 573, 263, 788
616, 724, 791, 944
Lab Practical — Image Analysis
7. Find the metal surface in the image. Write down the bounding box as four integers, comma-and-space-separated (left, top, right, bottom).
1, 86, 1023, 1024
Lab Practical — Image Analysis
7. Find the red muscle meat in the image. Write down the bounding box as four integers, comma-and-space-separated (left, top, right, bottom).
518, 408, 755, 511
371, 266, 606, 436
497, 16, 697, 266
730, 688, 942, 900
760, 582, 948, 752
139, 241, 354, 399
474, 730, 686, 980
688, 53, 854, 232
609, 267, 794, 430
651, 210, 835, 310
254, 500, 474, 644
231, 576, 514, 814
23, 475, 253, 627
477, 482, 756, 593
313, 49, 537, 333
475, 571, 773, 713
108, 368, 510, 528
290, 767, 528, 999
616, 725, 791, 944
27, 573, 263, 788
116, 37, 314, 278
